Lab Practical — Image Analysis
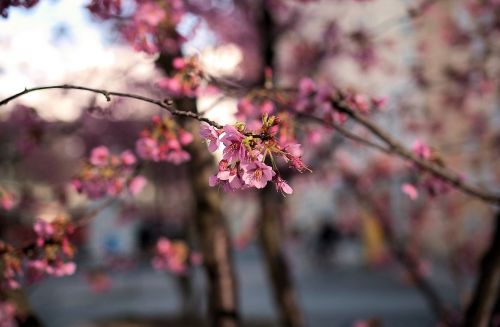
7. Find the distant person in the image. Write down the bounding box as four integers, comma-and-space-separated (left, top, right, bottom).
315, 220, 340, 259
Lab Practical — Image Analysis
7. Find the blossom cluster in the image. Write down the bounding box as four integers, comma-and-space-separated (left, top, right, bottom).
120, 0, 185, 54
201, 115, 307, 194
157, 56, 203, 97
236, 97, 276, 125
0, 217, 76, 289
295, 78, 386, 122
136, 115, 193, 164
28, 218, 77, 279
87, 0, 186, 54
152, 237, 200, 275
72, 146, 146, 199
403, 140, 452, 199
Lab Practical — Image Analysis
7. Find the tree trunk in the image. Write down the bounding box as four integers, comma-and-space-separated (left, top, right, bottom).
258, 188, 304, 327
186, 119, 240, 327
156, 48, 240, 327
464, 211, 500, 327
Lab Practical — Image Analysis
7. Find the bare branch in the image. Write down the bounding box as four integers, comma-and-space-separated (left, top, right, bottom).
0, 84, 223, 129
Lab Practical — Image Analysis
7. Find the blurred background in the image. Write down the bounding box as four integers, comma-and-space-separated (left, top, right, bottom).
0, 0, 499, 326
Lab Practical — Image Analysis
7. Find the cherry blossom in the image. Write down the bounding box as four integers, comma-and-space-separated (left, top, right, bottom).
72, 146, 146, 199
157, 56, 203, 97
152, 237, 189, 275
241, 161, 275, 189
135, 115, 192, 164
401, 183, 419, 200
201, 115, 307, 193
200, 123, 221, 152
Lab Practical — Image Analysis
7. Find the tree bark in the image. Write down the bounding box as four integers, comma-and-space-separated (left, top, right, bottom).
464, 211, 500, 327
258, 188, 304, 327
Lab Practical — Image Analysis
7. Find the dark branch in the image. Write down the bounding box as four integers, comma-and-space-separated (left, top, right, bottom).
0, 84, 223, 129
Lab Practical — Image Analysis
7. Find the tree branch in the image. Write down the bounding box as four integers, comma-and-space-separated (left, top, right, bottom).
2, 84, 499, 205
331, 99, 500, 205
0, 84, 223, 129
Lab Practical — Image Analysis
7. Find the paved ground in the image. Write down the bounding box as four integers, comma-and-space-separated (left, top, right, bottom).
26, 243, 458, 327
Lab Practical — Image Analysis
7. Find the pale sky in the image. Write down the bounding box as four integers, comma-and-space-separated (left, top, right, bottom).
0, 1, 163, 121
0, 1, 241, 122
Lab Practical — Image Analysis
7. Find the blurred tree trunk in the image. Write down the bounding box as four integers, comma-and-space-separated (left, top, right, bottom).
255, 1, 305, 326
185, 119, 240, 327
464, 211, 500, 327
258, 188, 304, 327
156, 49, 240, 326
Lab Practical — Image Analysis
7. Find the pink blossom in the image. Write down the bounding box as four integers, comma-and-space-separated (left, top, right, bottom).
307, 130, 322, 145
241, 161, 275, 189
332, 111, 348, 124
107, 177, 126, 196
260, 100, 274, 115
236, 98, 255, 119
128, 176, 147, 195
284, 143, 303, 157
172, 57, 185, 70
371, 96, 387, 110
34, 219, 55, 247
412, 139, 431, 160
136, 137, 160, 161
299, 77, 316, 96
90, 146, 110, 166
46, 261, 76, 277
178, 129, 193, 145
274, 176, 293, 194
200, 123, 220, 152
134, 2, 165, 26
157, 77, 182, 95
120, 150, 137, 166
208, 175, 219, 187
401, 183, 419, 200
152, 237, 187, 275
217, 166, 244, 190
165, 149, 191, 165
352, 94, 370, 114
221, 125, 246, 162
